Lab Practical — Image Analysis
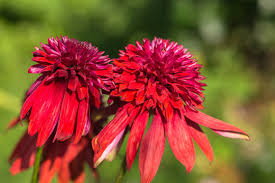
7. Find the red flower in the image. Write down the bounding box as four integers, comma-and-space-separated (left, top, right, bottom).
9, 132, 97, 183
20, 36, 113, 146
8, 117, 100, 183
92, 38, 249, 183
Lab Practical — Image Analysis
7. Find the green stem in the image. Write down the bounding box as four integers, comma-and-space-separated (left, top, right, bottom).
31, 146, 44, 183
114, 156, 127, 183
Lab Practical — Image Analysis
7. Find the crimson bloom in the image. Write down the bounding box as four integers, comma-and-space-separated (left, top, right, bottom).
92, 38, 249, 183
9, 130, 97, 183
20, 36, 113, 146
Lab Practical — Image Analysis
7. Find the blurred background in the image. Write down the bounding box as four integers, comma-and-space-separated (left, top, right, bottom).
0, 0, 274, 182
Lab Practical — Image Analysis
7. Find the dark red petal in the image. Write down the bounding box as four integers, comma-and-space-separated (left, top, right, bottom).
74, 97, 89, 143
185, 111, 250, 140
165, 110, 195, 173
36, 81, 66, 146
187, 120, 213, 162
139, 110, 165, 183
126, 110, 149, 170
54, 91, 79, 141
9, 132, 36, 175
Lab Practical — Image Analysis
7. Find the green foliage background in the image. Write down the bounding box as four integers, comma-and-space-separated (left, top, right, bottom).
0, 0, 274, 182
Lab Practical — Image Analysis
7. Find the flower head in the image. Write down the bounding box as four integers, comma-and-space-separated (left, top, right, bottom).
20, 36, 113, 146
9, 131, 97, 183
92, 38, 249, 183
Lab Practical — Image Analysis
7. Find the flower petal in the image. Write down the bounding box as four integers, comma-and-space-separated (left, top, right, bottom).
54, 91, 79, 141
126, 110, 149, 170
94, 129, 125, 167
165, 110, 195, 173
9, 132, 36, 175
92, 104, 136, 167
187, 119, 213, 162
139, 110, 165, 183
36, 81, 66, 146
185, 111, 250, 140
74, 97, 89, 143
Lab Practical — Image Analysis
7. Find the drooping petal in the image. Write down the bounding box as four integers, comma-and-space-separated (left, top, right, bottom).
39, 159, 62, 183
139, 110, 165, 183
36, 81, 66, 146
164, 110, 195, 173
9, 133, 36, 174
74, 97, 89, 143
92, 104, 134, 167
94, 129, 125, 167
126, 110, 149, 170
20, 79, 47, 120
55, 91, 79, 141
187, 119, 213, 162
185, 111, 250, 140
28, 82, 56, 136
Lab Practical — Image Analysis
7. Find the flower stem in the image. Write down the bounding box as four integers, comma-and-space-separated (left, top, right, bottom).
31, 146, 44, 183
114, 156, 127, 183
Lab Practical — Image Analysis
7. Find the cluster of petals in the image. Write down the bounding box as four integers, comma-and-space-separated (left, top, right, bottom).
8, 118, 97, 183
8, 36, 250, 183
92, 38, 250, 183
20, 36, 114, 146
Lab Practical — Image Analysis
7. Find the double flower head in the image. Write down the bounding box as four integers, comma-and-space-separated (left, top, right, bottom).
9, 36, 249, 183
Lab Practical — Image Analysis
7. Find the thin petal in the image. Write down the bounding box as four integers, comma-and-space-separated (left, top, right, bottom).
94, 129, 125, 167
165, 110, 195, 173
9, 132, 36, 175
185, 111, 250, 140
36, 81, 66, 146
74, 97, 89, 143
187, 119, 213, 162
139, 110, 165, 183
92, 104, 139, 167
126, 110, 149, 170
54, 91, 79, 141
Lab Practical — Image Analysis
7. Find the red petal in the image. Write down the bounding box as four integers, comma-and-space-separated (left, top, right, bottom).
20, 79, 47, 120
187, 119, 213, 162
28, 82, 55, 135
39, 159, 61, 183
128, 81, 144, 90
92, 104, 138, 167
121, 90, 136, 102
74, 97, 89, 143
185, 111, 250, 140
32, 57, 55, 64
139, 110, 165, 183
35, 81, 66, 146
126, 110, 149, 170
77, 86, 88, 101
68, 76, 80, 92
28, 64, 46, 74
164, 110, 195, 173
136, 89, 145, 105
54, 91, 79, 141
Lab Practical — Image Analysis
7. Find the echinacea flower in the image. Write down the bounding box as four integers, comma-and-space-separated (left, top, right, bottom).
9, 131, 97, 183
8, 113, 107, 183
92, 38, 249, 183
20, 36, 113, 146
